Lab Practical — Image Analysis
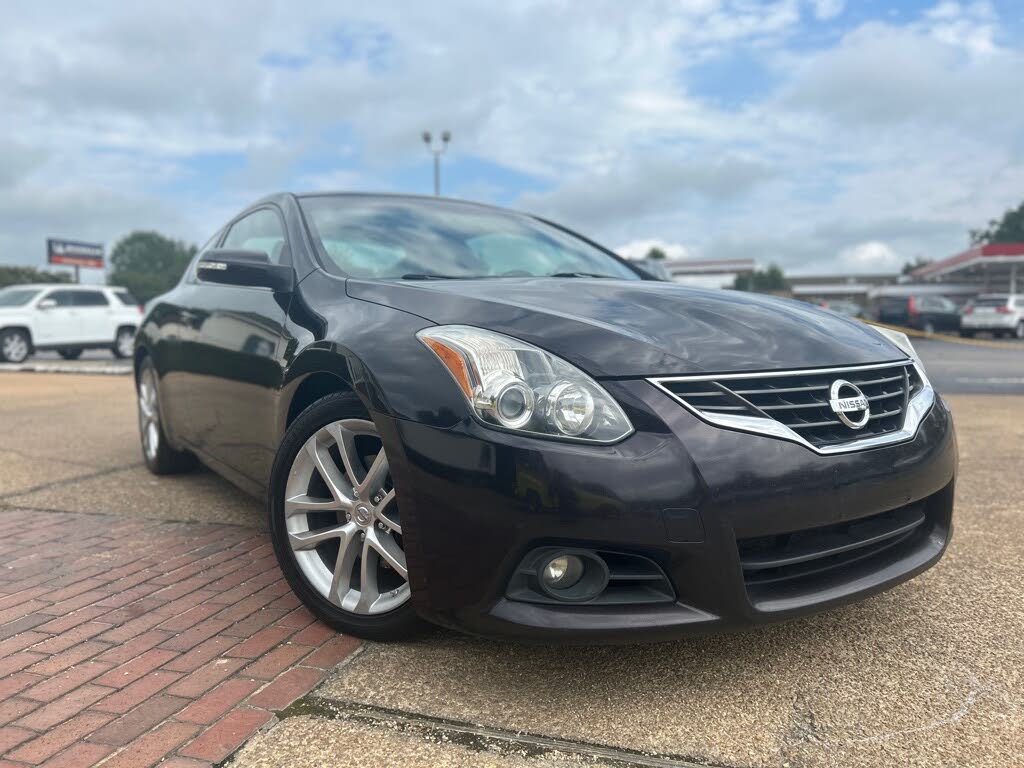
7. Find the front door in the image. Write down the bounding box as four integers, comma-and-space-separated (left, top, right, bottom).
184, 206, 292, 486
33, 289, 79, 345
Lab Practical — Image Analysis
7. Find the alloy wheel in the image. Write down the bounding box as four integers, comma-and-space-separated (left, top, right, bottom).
117, 329, 135, 358
138, 368, 161, 461
2, 332, 29, 363
284, 419, 409, 615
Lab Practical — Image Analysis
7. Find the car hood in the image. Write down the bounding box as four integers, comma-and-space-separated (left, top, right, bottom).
347, 278, 904, 378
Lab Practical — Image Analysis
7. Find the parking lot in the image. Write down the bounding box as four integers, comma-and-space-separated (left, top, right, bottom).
0, 340, 1022, 767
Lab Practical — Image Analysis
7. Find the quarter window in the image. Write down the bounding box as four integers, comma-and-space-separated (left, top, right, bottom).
222, 209, 288, 264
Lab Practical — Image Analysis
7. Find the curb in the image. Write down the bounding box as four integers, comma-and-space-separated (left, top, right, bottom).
865, 321, 1024, 350
0, 361, 132, 375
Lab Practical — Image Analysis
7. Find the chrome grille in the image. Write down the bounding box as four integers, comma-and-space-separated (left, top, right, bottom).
651, 361, 929, 452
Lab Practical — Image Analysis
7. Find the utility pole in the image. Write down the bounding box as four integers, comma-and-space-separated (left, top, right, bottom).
421, 131, 451, 196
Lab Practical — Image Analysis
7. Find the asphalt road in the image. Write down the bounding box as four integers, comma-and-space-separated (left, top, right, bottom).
1, 372, 1021, 767
7, 335, 1024, 395
914, 337, 1024, 394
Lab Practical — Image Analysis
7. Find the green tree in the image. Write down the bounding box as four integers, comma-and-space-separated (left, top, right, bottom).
0, 266, 72, 289
645, 246, 667, 260
109, 231, 197, 303
970, 201, 1024, 245
902, 256, 933, 275
733, 264, 789, 293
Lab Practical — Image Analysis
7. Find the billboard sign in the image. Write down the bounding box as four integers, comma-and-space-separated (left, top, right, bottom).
47, 238, 104, 269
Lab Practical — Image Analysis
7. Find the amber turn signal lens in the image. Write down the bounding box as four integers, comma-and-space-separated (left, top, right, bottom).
422, 338, 474, 398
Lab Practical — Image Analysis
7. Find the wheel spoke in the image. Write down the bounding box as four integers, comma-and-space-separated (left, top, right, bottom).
304, 435, 354, 506
288, 523, 352, 552
374, 489, 401, 533
284, 493, 345, 516
356, 537, 382, 612
357, 451, 389, 498
328, 524, 362, 606
367, 527, 407, 578
327, 421, 365, 487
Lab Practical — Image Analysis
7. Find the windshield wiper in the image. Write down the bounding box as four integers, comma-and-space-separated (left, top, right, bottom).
548, 272, 616, 278
400, 273, 465, 280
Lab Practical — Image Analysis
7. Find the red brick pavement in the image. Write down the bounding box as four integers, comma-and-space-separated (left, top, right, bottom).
0, 509, 360, 767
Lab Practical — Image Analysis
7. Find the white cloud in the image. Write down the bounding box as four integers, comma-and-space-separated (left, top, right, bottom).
834, 241, 904, 273
617, 239, 696, 261
808, 0, 845, 21
0, 0, 1021, 280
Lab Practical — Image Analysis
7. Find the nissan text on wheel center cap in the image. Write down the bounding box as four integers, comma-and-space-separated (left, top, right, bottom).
829, 379, 871, 429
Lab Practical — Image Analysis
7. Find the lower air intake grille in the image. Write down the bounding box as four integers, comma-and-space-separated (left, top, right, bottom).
737, 503, 928, 603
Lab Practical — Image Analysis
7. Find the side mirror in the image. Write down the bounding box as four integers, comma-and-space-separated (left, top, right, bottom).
197, 249, 294, 292
37, 298, 57, 310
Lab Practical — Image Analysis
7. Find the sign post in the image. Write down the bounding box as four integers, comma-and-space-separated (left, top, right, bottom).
46, 238, 104, 283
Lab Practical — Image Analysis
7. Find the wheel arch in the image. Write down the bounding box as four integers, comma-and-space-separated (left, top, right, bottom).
279, 343, 373, 442
0, 325, 34, 349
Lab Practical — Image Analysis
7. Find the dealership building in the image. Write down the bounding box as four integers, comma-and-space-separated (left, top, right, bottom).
910, 242, 1024, 294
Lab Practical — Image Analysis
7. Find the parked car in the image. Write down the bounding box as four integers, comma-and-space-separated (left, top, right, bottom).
960, 294, 1024, 339
875, 294, 960, 334
135, 193, 956, 642
817, 299, 863, 318
0, 284, 141, 363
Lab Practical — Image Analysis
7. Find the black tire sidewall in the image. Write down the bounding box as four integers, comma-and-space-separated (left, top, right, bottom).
138, 357, 197, 475
268, 391, 422, 641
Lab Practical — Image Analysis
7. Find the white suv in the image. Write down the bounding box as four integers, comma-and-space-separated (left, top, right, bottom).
960, 294, 1024, 339
0, 284, 141, 363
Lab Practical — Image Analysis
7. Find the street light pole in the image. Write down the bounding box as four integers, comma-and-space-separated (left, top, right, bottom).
421, 130, 451, 196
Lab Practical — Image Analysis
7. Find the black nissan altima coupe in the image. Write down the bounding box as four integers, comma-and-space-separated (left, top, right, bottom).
135, 193, 957, 642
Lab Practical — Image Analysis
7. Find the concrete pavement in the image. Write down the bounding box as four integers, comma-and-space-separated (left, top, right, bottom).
0, 373, 1021, 767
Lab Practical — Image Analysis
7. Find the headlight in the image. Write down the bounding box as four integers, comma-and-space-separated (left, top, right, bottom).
872, 325, 931, 384
417, 325, 634, 443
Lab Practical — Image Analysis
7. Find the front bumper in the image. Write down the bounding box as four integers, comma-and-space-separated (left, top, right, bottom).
376, 380, 957, 643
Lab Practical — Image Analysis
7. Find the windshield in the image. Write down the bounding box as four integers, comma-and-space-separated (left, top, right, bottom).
0, 288, 41, 307
298, 197, 640, 281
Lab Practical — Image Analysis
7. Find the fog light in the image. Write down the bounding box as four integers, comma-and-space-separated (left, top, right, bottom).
541, 554, 584, 590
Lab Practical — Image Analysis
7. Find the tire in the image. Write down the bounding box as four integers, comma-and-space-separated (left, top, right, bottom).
1015, 322, 1024, 340
922, 321, 935, 335
137, 357, 198, 474
268, 391, 423, 641
58, 348, 83, 360
959, 330, 973, 338
0, 329, 31, 363
113, 327, 136, 359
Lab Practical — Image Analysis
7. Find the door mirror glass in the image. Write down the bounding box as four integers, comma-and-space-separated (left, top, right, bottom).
197, 249, 294, 291
37, 298, 57, 310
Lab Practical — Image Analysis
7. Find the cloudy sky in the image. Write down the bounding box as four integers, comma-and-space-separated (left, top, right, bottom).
3, 0, 1023, 281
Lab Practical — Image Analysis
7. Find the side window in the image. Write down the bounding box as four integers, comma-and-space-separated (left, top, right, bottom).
43, 290, 75, 307
222, 209, 288, 264
72, 290, 110, 307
